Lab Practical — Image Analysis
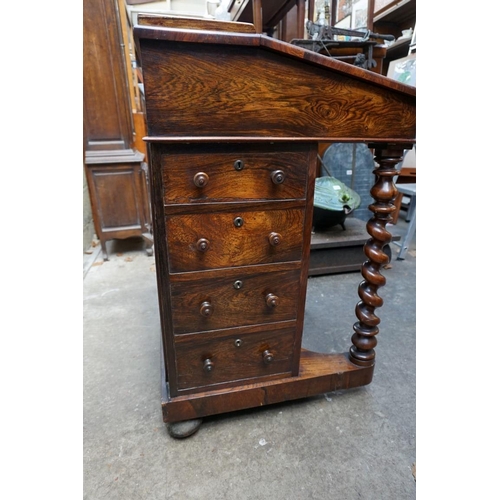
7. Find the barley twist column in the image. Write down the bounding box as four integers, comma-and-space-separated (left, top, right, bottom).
349, 145, 407, 367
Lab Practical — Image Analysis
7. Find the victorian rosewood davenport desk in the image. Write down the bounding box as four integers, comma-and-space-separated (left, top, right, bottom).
134, 17, 416, 437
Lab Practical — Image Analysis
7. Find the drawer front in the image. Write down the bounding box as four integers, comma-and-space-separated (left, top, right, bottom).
161, 146, 309, 204
166, 207, 305, 272
170, 266, 301, 334
174, 324, 296, 391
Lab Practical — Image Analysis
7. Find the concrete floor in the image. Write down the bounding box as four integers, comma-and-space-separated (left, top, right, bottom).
83, 217, 416, 500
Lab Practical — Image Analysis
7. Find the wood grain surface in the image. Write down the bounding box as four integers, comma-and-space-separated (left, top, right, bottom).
135, 27, 416, 142
161, 144, 309, 204
166, 207, 305, 272
135, 21, 415, 419
170, 265, 301, 333
174, 323, 296, 391
137, 14, 256, 33
162, 349, 374, 422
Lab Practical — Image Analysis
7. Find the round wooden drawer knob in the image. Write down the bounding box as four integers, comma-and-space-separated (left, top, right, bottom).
271, 170, 285, 185
266, 293, 279, 308
268, 232, 282, 246
196, 238, 210, 252
203, 358, 214, 372
200, 301, 214, 317
262, 350, 274, 364
193, 172, 209, 188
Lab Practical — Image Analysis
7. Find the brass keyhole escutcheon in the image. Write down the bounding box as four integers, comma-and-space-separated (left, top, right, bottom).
234, 339, 243, 347
234, 159, 244, 171
233, 280, 243, 289
234, 216, 244, 228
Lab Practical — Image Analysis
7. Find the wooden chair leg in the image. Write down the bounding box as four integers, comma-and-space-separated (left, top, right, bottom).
392, 191, 403, 225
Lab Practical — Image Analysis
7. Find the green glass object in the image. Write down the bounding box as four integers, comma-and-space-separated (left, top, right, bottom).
313, 176, 361, 212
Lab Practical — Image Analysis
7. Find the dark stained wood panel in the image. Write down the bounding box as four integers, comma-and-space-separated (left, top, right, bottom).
139, 38, 415, 140
169, 265, 301, 334
89, 166, 142, 229
163, 349, 374, 422
137, 14, 256, 33
165, 207, 305, 272
174, 323, 296, 391
83, 0, 133, 150
161, 144, 310, 204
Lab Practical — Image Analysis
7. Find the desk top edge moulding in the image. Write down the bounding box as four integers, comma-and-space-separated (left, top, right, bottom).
133, 16, 416, 438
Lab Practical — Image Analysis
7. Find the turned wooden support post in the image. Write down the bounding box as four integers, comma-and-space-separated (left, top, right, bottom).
296, 0, 306, 38
349, 144, 407, 367
252, 0, 263, 33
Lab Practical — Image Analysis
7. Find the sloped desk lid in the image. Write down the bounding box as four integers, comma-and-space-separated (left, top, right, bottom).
134, 24, 416, 143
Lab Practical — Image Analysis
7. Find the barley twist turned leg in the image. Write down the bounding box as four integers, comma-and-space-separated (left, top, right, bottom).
349, 146, 405, 367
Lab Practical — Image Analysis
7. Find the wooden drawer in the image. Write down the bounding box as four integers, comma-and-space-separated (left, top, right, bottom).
161, 144, 310, 204
166, 207, 305, 272
170, 264, 301, 334
174, 323, 296, 392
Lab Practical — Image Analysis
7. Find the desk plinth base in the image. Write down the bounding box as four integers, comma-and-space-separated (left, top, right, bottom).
162, 349, 374, 425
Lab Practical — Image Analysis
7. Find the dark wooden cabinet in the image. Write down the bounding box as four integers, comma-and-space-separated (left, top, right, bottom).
85, 154, 152, 259
228, 0, 306, 38
83, 0, 152, 260
134, 16, 415, 434
371, 0, 416, 75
